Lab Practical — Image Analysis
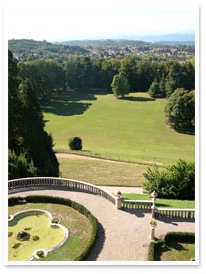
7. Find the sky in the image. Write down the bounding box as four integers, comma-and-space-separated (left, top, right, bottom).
4, 3, 198, 41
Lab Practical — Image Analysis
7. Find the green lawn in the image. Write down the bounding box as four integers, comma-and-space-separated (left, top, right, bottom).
42, 92, 195, 166
57, 154, 147, 186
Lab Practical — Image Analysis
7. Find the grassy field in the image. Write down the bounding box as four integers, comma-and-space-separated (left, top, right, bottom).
42, 92, 194, 165
42, 91, 194, 187
57, 153, 147, 186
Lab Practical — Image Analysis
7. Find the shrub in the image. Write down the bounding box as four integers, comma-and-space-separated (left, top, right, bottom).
68, 137, 82, 150
142, 159, 195, 200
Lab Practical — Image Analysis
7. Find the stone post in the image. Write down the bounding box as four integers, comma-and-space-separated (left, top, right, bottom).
116, 196, 122, 209
150, 225, 155, 240
151, 190, 158, 218
115, 191, 122, 209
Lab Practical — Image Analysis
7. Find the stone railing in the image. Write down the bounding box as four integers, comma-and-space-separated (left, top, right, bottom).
155, 208, 195, 219
121, 199, 152, 210
8, 177, 117, 207
8, 177, 195, 218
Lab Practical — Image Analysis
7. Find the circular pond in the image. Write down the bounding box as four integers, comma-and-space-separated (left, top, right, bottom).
8, 209, 68, 261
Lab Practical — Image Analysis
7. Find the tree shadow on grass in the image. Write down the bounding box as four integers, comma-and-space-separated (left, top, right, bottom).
42, 101, 92, 116
154, 242, 186, 261
120, 96, 156, 102
41, 94, 97, 116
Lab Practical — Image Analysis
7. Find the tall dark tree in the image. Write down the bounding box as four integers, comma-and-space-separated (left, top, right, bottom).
18, 79, 59, 176
8, 50, 21, 151
8, 50, 59, 179
165, 63, 183, 97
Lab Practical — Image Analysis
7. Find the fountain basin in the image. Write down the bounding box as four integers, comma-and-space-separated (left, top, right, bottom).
8, 209, 68, 261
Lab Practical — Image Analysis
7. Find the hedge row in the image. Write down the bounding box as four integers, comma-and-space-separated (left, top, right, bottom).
147, 232, 195, 261
8, 195, 98, 261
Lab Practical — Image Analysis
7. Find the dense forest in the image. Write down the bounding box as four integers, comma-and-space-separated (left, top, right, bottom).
16, 52, 195, 98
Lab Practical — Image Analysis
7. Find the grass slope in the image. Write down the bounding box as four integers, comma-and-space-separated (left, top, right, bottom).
43, 92, 194, 165
57, 154, 146, 186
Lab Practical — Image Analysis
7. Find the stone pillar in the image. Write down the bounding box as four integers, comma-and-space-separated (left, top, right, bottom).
116, 196, 122, 209
151, 205, 156, 218
150, 225, 155, 240
151, 191, 158, 218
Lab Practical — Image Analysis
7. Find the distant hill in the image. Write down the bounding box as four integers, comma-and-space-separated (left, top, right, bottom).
55, 39, 151, 47
136, 33, 195, 44
56, 33, 195, 46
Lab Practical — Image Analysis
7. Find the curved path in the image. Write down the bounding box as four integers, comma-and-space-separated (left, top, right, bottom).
8, 186, 195, 262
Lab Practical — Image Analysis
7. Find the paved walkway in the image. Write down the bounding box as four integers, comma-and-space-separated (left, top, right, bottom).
8, 187, 195, 262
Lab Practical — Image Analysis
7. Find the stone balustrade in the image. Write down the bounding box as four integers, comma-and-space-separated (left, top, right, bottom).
8, 177, 117, 206
8, 177, 195, 218
155, 207, 195, 219
121, 199, 152, 210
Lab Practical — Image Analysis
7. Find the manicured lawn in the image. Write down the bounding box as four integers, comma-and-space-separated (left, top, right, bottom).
42, 92, 194, 166
8, 202, 93, 261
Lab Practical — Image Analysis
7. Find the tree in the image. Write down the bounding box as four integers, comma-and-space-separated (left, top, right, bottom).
8, 150, 37, 180
120, 57, 137, 90
164, 88, 195, 133
8, 50, 22, 151
142, 159, 195, 200
111, 72, 130, 98
18, 79, 59, 176
147, 78, 160, 98
8, 50, 59, 178
165, 63, 183, 97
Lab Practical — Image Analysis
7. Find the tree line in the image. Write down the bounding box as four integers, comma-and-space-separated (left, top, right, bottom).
18, 56, 195, 98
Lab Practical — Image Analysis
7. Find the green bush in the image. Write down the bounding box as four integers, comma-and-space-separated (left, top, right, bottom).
143, 159, 195, 200
68, 137, 82, 150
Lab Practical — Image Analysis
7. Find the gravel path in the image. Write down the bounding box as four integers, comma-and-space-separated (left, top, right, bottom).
100, 185, 143, 194
8, 187, 195, 263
